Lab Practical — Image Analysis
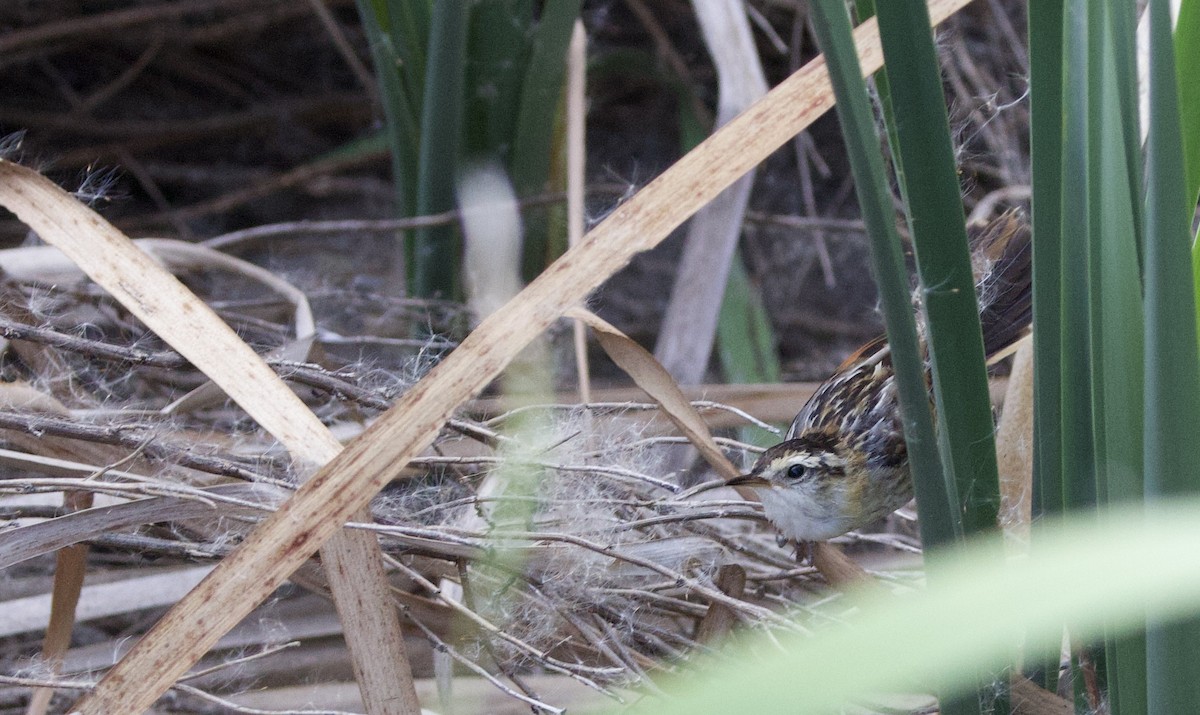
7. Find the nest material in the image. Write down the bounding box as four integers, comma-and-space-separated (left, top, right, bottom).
0, 243, 921, 714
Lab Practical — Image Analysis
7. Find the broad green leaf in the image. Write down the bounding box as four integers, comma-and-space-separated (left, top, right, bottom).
411, 2, 469, 298
1176, 0, 1200, 206
625, 501, 1200, 715
716, 253, 781, 386
1144, 0, 1200, 708
1092, 6, 1146, 711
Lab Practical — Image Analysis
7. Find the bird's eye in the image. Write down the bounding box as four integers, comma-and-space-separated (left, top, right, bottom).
786, 464, 806, 480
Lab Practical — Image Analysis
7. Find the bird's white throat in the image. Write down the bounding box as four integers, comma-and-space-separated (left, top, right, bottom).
754, 484, 853, 542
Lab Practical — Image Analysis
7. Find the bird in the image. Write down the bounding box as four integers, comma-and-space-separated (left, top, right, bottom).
726, 211, 1032, 542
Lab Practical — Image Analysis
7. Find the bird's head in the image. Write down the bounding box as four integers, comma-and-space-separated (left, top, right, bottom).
727, 433, 868, 542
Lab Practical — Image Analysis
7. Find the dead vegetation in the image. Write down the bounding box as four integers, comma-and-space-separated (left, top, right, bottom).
0, 1, 1034, 713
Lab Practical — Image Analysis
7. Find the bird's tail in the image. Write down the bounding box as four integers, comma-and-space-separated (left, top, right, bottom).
837, 209, 1033, 376
968, 209, 1033, 360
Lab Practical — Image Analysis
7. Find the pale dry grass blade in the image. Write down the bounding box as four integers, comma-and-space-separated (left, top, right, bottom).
694, 564, 746, 644
567, 20, 592, 403
0, 169, 331, 457
467, 381, 825, 426
0, 160, 419, 715
0, 238, 315, 355
1, 567, 212, 639
1010, 675, 1073, 714
655, 0, 769, 384
810, 542, 876, 590
0, 483, 274, 569
228, 674, 621, 714
997, 338, 1034, 547
0, 238, 318, 413
24, 496, 89, 715
0, 383, 108, 714
569, 307, 740, 481
48, 2, 973, 710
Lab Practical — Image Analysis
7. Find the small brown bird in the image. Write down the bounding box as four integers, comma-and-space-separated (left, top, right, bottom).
728, 211, 1032, 542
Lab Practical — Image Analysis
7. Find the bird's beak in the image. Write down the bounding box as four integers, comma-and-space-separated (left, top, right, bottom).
674, 473, 768, 500
725, 474, 770, 488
